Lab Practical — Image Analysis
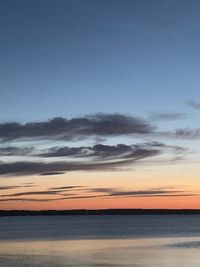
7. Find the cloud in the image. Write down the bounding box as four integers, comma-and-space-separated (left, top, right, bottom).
0, 146, 34, 156
0, 156, 154, 176
0, 197, 59, 202
0, 114, 154, 141
0, 185, 35, 190
0, 185, 84, 197
145, 141, 188, 154
38, 146, 91, 158
174, 128, 200, 138
0, 186, 21, 191
86, 188, 115, 194
186, 100, 200, 110
0, 190, 71, 197
162, 128, 200, 139
38, 143, 160, 160
0, 145, 160, 176
149, 112, 186, 121
0, 141, 188, 176
0, 187, 195, 202
40, 172, 66, 176
50, 186, 84, 190
60, 187, 196, 199
109, 189, 182, 197
84, 187, 190, 197
0, 112, 191, 178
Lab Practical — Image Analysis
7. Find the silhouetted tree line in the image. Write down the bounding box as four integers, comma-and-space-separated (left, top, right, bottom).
0, 209, 200, 217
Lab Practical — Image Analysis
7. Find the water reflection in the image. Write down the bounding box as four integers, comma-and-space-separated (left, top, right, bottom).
0, 237, 200, 267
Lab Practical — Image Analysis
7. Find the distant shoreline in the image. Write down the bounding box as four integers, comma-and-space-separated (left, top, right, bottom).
0, 209, 200, 216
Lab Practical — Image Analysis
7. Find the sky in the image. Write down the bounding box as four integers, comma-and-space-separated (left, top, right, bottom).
0, 0, 200, 210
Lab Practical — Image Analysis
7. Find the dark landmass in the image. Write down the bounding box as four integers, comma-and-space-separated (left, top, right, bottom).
0, 209, 200, 217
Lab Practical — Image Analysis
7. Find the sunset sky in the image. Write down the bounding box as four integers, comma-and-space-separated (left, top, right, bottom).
0, 0, 200, 210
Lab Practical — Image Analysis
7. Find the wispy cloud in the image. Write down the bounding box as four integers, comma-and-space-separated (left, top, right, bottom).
162, 128, 200, 139
0, 146, 34, 156
1, 190, 71, 197
0, 186, 22, 191
0, 140, 188, 176
186, 100, 200, 110
1, 186, 83, 197
149, 112, 186, 121
0, 197, 59, 202
84, 187, 193, 198
40, 172, 66, 176
50, 186, 85, 190
0, 187, 195, 202
0, 185, 34, 190
0, 149, 159, 176
37, 143, 160, 159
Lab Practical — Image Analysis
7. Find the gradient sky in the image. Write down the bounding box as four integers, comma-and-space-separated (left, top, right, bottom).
0, 0, 200, 210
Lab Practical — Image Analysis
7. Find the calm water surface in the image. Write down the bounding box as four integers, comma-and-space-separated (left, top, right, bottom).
0, 215, 200, 266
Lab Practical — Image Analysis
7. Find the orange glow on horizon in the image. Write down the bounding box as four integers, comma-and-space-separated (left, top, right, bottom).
1, 195, 200, 210
1, 169, 200, 210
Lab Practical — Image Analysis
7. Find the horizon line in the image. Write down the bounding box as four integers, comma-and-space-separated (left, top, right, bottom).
1, 208, 200, 216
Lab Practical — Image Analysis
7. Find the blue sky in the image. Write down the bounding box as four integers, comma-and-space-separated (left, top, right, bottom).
1, 0, 200, 123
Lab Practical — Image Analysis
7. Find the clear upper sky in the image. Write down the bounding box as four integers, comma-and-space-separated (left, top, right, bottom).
1, 0, 200, 121
0, 0, 200, 210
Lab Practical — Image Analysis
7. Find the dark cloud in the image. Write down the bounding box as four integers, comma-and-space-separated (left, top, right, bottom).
40, 172, 65, 176
1, 142, 185, 160
38, 146, 90, 158
0, 146, 160, 176
0, 114, 154, 141
149, 112, 186, 121
0, 146, 33, 156
0, 140, 189, 177
38, 143, 160, 160
186, 100, 200, 110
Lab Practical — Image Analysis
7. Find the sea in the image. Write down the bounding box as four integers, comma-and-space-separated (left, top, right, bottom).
0, 215, 200, 266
